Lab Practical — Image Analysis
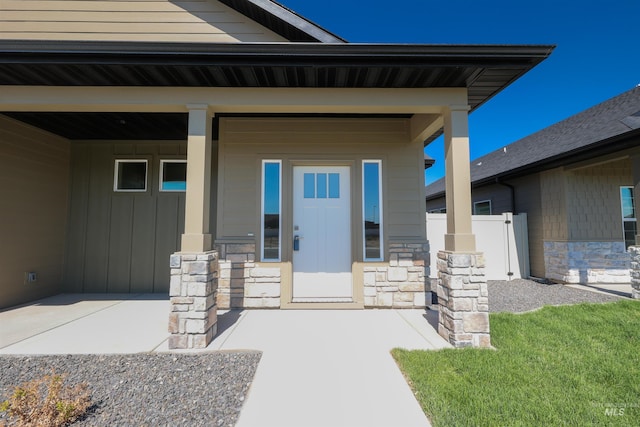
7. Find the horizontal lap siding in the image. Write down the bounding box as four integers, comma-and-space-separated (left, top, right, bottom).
0, 0, 287, 43
0, 115, 70, 309
65, 141, 187, 293
218, 117, 425, 256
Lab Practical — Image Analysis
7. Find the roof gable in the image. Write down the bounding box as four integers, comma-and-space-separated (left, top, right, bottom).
0, 0, 342, 43
426, 86, 640, 197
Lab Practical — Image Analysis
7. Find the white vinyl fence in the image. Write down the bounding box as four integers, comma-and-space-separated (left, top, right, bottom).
426, 213, 529, 280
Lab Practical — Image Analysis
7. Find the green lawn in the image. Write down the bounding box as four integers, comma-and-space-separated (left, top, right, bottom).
392, 300, 640, 426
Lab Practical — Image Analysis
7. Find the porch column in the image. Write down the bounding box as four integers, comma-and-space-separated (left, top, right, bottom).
443, 105, 475, 252
181, 104, 213, 252
437, 104, 490, 348
168, 104, 218, 349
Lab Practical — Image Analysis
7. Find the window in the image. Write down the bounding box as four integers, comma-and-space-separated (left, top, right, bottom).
621, 186, 637, 248
473, 200, 492, 215
303, 173, 340, 199
114, 160, 147, 192
363, 160, 383, 261
160, 160, 187, 192
262, 161, 281, 261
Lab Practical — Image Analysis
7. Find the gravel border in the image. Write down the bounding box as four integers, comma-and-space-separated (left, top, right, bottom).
488, 279, 623, 313
0, 352, 261, 427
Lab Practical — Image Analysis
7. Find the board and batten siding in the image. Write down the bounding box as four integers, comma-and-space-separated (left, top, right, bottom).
0, 0, 288, 43
0, 115, 70, 309
64, 140, 189, 293
217, 117, 427, 259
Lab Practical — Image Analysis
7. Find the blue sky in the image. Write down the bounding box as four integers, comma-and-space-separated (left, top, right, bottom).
279, 0, 640, 184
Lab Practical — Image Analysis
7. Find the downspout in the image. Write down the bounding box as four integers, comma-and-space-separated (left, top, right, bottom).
496, 178, 516, 213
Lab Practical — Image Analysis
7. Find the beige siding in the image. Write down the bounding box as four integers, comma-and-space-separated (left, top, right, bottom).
540, 168, 569, 241
64, 140, 189, 293
0, 0, 288, 43
565, 158, 633, 241
218, 117, 425, 260
0, 115, 70, 309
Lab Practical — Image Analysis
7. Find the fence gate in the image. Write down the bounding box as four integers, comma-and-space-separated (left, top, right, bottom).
426, 213, 529, 280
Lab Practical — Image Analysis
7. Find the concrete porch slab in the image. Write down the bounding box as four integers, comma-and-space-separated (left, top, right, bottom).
1, 295, 450, 427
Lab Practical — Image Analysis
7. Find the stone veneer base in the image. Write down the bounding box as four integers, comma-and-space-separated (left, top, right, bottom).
437, 251, 490, 348
629, 246, 640, 299
168, 251, 218, 349
363, 242, 430, 308
544, 241, 630, 284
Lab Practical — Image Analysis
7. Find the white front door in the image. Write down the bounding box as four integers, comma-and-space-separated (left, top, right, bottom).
292, 166, 352, 301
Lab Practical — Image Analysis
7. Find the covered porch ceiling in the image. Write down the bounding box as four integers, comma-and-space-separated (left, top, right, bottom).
0, 41, 554, 143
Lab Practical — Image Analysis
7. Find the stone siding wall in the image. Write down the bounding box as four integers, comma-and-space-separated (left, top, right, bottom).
436, 251, 490, 348
363, 242, 430, 308
629, 246, 640, 299
215, 242, 281, 309
168, 251, 218, 349
544, 241, 630, 283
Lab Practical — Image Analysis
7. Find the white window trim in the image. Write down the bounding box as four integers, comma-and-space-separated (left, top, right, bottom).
261, 160, 282, 262
362, 160, 384, 262
473, 200, 492, 215
159, 159, 187, 192
113, 159, 148, 192
620, 186, 637, 247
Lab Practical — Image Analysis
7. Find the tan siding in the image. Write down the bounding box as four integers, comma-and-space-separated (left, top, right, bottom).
0, 0, 288, 43
218, 117, 425, 260
541, 168, 569, 241
0, 115, 70, 309
566, 158, 633, 241
64, 140, 189, 293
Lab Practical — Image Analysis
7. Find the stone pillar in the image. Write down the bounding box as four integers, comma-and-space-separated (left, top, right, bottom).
437, 251, 490, 348
168, 251, 219, 349
630, 246, 640, 299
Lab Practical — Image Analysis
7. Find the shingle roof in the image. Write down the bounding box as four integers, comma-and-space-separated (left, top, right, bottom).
425, 86, 640, 198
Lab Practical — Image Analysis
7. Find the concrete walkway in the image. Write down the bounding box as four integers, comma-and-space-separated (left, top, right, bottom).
1, 294, 450, 427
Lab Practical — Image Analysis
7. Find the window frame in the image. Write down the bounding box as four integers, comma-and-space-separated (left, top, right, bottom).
261, 160, 282, 262
159, 159, 187, 192
473, 200, 492, 215
620, 186, 637, 248
113, 159, 148, 192
362, 160, 384, 262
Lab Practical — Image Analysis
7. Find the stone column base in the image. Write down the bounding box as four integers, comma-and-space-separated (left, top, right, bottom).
437, 251, 490, 348
630, 246, 640, 299
168, 251, 219, 349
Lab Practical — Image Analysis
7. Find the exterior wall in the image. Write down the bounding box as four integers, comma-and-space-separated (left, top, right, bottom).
565, 158, 632, 241
541, 159, 634, 283
64, 140, 190, 293
216, 117, 428, 308
0, 0, 288, 43
0, 115, 70, 309
540, 168, 569, 241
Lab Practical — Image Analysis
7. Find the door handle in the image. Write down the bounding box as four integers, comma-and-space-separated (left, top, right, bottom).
293, 235, 300, 251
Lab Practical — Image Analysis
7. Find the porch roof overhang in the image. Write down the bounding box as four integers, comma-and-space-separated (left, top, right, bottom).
0, 41, 554, 142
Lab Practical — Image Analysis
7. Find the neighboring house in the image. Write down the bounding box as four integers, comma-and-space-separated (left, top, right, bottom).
426, 87, 640, 284
0, 0, 552, 348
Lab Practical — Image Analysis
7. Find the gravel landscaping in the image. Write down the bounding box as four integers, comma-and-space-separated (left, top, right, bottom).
0, 352, 261, 427
488, 278, 623, 313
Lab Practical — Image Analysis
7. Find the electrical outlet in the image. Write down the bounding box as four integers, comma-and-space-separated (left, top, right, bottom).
27, 272, 37, 283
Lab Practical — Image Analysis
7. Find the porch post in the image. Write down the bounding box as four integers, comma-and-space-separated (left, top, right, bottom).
181, 104, 213, 252
168, 104, 219, 349
437, 104, 490, 348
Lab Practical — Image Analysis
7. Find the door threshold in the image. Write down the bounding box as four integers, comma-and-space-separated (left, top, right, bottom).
282, 301, 364, 310
292, 297, 353, 303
